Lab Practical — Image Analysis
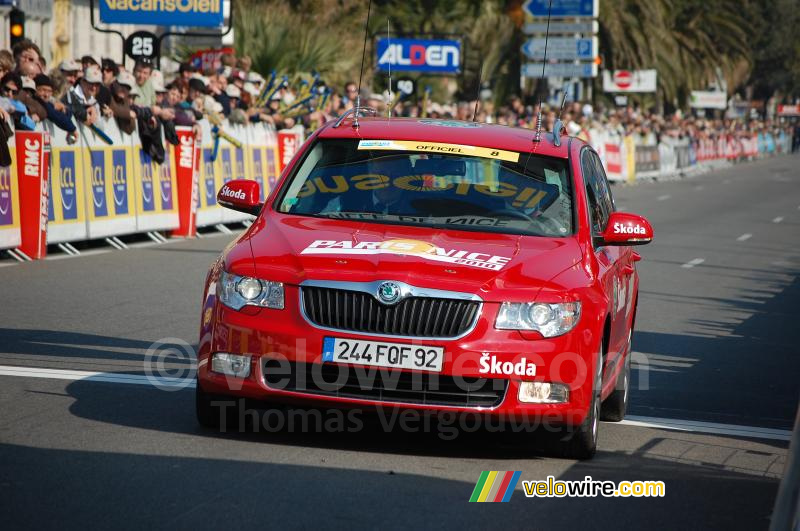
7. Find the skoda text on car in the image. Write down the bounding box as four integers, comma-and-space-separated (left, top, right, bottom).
197, 114, 653, 459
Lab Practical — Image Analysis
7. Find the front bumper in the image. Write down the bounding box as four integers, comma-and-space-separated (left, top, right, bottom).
197, 285, 603, 426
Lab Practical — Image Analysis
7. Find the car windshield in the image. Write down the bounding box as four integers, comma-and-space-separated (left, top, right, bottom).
276, 138, 573, 237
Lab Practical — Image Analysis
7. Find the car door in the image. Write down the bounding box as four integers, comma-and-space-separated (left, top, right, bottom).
591, 151, 633, 357
581, 149, 624, 375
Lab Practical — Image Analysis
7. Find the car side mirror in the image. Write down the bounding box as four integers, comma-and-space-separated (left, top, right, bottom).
217, 180, 262, 216
598, 212, 653, 246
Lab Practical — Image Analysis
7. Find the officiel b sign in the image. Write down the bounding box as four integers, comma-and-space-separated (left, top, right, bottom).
100, 0, 224, 28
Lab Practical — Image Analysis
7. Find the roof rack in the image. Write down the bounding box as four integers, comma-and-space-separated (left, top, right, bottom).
332, 106, 379, 128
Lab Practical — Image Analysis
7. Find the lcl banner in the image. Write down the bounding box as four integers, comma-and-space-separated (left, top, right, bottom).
0, 133, 21, 250
15, 131, 48, 259
172, 127, 199, 237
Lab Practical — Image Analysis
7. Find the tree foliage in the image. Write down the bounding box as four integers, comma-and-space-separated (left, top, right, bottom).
231, 0, 800, 105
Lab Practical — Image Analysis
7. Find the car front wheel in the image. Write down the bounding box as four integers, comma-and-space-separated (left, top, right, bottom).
559, 348, 602, 460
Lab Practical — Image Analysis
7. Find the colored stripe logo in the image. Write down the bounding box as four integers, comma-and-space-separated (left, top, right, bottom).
469, 471, 521, 502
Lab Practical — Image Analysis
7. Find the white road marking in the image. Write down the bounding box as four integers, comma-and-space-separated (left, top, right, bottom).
0, 365, 194, 389
621, 415, 791, 442
773, 217, 784, 223
681, 258, 705, 269
0, 365, 790, 442
736, 233, 752, 242
657, 194, 671, 201
694, 185, 705, 191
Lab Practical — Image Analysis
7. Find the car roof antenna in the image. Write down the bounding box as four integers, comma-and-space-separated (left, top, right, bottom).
471, 63, 484, 122
552, 91, 568, 147
522, 0, 553, 178
532, 0, 553, 144
353, 0, 373, 129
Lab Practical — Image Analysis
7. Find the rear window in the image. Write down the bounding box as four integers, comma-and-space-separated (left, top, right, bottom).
276, 138, 573, 237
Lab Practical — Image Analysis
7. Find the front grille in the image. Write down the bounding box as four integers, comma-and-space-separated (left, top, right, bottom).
301, 286, 480, 338
263, 360, 507, 408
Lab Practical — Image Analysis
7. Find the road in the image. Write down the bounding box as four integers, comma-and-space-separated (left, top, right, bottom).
1, 155, 798, 530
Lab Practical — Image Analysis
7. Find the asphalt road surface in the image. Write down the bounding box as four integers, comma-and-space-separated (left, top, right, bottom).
1, 155, 798, 530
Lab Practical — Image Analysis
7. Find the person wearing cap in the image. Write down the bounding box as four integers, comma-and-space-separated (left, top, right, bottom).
17, 75, 47, 123
63, 65, 102, 126
149, 76, 175, 124
229, 69, 245, 90
0, 72, 34, 131
108, 71, 141, 134
58, 59, 81, 87
33, 73, 78, 141
225, 84, 248, 124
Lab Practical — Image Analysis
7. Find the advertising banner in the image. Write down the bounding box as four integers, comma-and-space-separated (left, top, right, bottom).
172, 127, 199, 237
16, 131, 48, 259
100, 0, 224, 28
604, 143, 623, 181
376, 38, 461, 74
0, 133, 21, 250
277, 129, 302, 173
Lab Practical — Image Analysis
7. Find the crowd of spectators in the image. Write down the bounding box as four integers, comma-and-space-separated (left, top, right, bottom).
0, 40, 796, 168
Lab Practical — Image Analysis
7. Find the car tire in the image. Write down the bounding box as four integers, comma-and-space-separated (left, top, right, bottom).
196, 380, 240, 431
558, 349, 602, 460
601, 348, 631, 422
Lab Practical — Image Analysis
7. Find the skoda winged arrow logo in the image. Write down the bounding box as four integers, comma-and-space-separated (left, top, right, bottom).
377, 281, 402, 305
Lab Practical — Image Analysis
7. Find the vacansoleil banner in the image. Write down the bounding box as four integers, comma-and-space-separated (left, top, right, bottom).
99, 0, 224, 28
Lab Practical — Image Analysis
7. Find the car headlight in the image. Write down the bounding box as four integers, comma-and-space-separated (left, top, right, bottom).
218, 271, 284, 310
495, 302, 581, 337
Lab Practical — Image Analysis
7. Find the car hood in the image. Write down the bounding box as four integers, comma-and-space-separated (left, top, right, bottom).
240, 214, 584, 301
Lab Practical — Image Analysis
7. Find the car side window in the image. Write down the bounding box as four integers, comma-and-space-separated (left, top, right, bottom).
581, 150, 607, 236
592, 153, 616, 214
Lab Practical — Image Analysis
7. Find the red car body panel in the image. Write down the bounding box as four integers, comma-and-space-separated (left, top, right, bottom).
197, 118, 643, 427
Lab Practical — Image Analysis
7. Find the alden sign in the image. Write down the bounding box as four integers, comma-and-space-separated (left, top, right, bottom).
100, 0, 224, 28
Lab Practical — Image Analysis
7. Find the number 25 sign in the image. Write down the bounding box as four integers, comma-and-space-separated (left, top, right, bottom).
124, 31, 160, 61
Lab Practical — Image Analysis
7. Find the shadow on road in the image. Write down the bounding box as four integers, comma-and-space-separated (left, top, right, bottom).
631, 271, 800, 429
0, 328, 195, 365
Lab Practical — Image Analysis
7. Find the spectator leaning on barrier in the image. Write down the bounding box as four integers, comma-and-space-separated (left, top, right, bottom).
0, 50, 14, 81
34, 73, 78, 144
58, 59, 80, 88
109, 71, 142, 135
206, 73, 231, 115
80, 55, 98, 72
64, 66, 102, 126
133, 59, 156, 107
18, 76, 47, 123
225, 84, 248, 125
13, 39, 42, 79
178, 62, 196, 81
98, 58, 118, 108
0, 72, 28, 129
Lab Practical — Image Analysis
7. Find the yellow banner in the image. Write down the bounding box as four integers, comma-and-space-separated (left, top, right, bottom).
358, 140, 520, 163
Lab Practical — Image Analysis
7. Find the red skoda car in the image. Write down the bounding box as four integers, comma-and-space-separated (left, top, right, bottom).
196, 113, 653, 459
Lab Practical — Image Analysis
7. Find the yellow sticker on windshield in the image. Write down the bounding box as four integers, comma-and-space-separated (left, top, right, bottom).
358, 140, 520, 163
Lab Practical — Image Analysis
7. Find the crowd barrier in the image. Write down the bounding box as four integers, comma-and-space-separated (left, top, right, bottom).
593, 130, 794, 183
0, 115, 298, 259
0, 115, 794, 259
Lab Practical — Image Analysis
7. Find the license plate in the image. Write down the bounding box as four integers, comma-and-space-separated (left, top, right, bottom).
322, 337, 444, 372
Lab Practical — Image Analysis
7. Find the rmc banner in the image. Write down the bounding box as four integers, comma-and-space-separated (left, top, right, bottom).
99, 0, 224, 27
